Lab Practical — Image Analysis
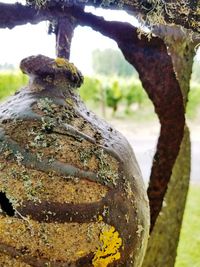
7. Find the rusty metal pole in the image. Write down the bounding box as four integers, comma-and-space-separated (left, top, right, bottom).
55, 16, 77, 59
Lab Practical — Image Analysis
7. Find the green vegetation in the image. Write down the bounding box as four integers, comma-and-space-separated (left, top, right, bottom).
80, 76, 200, 120
191, 59, 200, 84
80, 75, 152, 118
1, 51, 199, 118
1, 71, 200, 120
187, 82, 200, 119
92, 49, 138, 77
105, 80, 123, 115
79, 76, 102, 103
175, 185, 200, 267
0, 71, 28, 100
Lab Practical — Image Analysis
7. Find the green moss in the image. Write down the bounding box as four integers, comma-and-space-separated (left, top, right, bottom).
55, 57, 78, 76
137, 0, 193, 34
37, 98, 54, 114
26, 0, 49, 8
95, 149, 119, 186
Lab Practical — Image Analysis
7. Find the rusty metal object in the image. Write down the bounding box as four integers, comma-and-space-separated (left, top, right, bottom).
0, 55, 149, 267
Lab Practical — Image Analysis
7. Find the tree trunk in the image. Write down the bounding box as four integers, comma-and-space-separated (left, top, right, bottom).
142, 30, 195, 267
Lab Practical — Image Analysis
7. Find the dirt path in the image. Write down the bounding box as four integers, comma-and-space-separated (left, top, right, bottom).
107, 118, 200, 184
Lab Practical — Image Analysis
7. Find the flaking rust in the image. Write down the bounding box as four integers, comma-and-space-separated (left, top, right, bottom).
0, 55, 149, 267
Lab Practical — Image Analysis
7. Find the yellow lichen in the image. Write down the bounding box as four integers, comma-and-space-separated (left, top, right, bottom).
55, 57, 77, 75
98, 215, 103, 222
65, 98, 73, 105
92, 226, 122, 267
76, 250, 85, 256
55, 57, 69, 68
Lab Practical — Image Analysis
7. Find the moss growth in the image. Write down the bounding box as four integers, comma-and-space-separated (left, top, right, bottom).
136, 0, 197, 35
26, 0, 49, 8
55, 57, 78, 76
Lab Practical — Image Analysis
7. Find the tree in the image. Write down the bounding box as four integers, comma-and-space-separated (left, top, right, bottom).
105, 80, 123, 115
92, 49, 137, 77
0, 1, 199, 266
0, 63, 14, 71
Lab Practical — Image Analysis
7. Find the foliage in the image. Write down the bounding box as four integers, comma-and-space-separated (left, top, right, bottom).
26, 0, 49, 7
79, 76, 101, 103
191, 59, 200, 84
122, 79, 148, 113
92, 49, 137, 78
186, 82, 200, 119
0, 71, 28, 100
0, 63, 14, 71
105, 80, 123, 114
175, 185, 200, 267
79, 76, 149, 116
1, 71, 200, 120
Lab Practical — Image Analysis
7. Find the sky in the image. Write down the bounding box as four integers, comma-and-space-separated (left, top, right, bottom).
0, 1, 138, 75
0, 1, 199, 75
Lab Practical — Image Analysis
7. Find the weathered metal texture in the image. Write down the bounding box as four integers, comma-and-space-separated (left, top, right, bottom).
0, 55, 149, 267
117, 29, 185, 231
78, 14, 185, 231
55, 17, 77, 59
142, 35, 195, 267
0, 1, 199, 33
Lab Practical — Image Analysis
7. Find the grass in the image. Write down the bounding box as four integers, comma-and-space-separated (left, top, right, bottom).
1, 72, 200, 121
175, 185, 200, 267
0, 71, 27, 101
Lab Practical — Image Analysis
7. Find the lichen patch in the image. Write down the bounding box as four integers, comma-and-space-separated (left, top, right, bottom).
3, 119, 119, 187
0, 163, 108, 205
0, 253, 31, 267
92, 225, 122, 267
0, 216, 107, 263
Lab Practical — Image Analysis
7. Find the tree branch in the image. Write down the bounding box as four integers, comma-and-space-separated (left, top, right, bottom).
0, 3, 46, 28
86, 0, 200, 34
0, 1, 199, 34
0, 3, 78, 29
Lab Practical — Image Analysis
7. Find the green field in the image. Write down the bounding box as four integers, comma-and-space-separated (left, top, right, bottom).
175, 185, 200, 267
0, 71, 28, 100
1, 72, 200, 120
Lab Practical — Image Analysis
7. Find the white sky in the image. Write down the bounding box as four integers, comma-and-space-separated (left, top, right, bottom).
0, 1, 199, 75
0, 1, 137, 74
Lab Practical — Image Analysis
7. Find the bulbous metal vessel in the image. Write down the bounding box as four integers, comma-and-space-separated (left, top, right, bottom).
0, 55, 149, 267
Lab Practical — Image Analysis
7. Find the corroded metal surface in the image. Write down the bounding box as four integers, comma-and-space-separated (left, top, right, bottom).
0, 55, 149, 267
72, 12, 185, 231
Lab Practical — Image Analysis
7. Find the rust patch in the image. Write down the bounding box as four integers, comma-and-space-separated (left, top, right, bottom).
117, 25, 185, 231
72, 7, 185, 231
